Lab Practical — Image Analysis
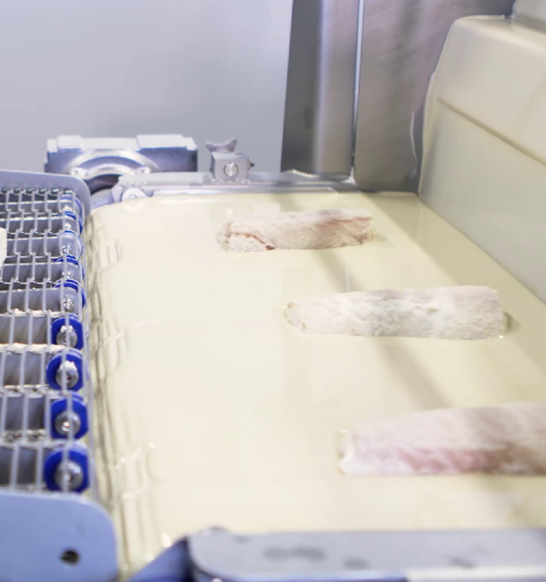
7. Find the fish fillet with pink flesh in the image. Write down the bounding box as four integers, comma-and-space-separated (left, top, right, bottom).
218, 208, 374, 252
340, 402, 546, 476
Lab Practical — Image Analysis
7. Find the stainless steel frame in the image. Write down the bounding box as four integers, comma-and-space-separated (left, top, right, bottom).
281, 0, 360, 179
189, 529, 546, 582
353, 0, 515, 191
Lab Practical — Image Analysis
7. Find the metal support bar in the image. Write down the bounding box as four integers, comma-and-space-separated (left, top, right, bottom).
281, 0, 360, 179
353, 0, 515, 192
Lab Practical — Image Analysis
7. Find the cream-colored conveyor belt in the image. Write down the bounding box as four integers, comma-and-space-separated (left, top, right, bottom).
86, 191, 546, 576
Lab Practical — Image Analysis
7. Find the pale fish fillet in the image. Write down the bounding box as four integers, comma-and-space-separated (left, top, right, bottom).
218, 208, 374, 252
285, 286, 504, 340
340, 402, 546, 476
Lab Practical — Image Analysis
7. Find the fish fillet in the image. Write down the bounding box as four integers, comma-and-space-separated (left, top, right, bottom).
340, 402, 546, 476
285, 286, 504, 340
218, 208, 374, 252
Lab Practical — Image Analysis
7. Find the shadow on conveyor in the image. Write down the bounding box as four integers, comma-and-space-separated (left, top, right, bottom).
272, 188, 546, 528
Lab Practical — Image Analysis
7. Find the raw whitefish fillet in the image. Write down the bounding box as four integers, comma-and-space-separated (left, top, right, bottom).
218, 208, 374, 252
285, 286, 504, 340
340, 402, 546, 476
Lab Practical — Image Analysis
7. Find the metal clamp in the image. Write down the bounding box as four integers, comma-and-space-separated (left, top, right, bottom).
206, 138, 253, 181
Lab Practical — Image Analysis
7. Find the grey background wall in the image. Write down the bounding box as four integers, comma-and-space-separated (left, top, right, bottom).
0, 0, 292, 172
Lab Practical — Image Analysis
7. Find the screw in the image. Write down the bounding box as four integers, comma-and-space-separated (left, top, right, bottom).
55, 360, 79, 389
54, 410, 81, 437
224, 162, 239, 178
61, 267, 76, 280
54, 460, 83, 491
56, 324, 78, 348
62, 297, 75, 313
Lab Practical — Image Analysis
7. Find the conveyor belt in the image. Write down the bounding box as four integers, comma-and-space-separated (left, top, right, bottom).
88, 190, 546, 575
0, 187, 91, 495
0, 172, 117, 582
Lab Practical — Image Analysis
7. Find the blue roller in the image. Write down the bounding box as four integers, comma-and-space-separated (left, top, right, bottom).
50, 395, 88, 439
51, 313, 85, 350
59, 229, 84, 259
43, 444, 89, 493
59, 193, 83, 217
54, 255, 79, 267
63, 210, 84, 234
54, 255, 85, 279
46, 349, 85, 391
54, 278, 86, 308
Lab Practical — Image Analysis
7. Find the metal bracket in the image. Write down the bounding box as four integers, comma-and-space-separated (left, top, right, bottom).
206, 138, 253, 181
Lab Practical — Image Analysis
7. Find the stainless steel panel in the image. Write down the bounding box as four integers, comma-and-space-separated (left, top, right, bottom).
281, 0, 360, 179
189, 529, 546, 582
353, 0, 515, 192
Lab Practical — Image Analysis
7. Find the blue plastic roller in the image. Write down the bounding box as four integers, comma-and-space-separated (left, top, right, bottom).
51, 313, 85, 350
50, 395, 88, 439
43, 444, 89, 493
46, 349, 86, 391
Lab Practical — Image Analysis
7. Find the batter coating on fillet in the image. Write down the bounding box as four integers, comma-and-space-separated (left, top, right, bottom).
340, 402, 546, 476
285, 286, 504, 340
218, 208, 374, 252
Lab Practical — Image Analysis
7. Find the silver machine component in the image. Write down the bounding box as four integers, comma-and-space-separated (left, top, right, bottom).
353, 0, 515, 191
45, 134, 198, 193
206, 138, 253, 181
110, 142, 358, 204
281, 0, 360, 179
281, 0, 516, 190
110, 167, 358, 204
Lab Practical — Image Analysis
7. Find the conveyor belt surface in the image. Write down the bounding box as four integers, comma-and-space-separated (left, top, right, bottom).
87, 191, 546, 575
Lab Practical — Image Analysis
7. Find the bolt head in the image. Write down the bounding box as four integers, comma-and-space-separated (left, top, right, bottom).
54, 410, 82, 437
224, 162, 239, 178
55, 360, 79, 389
54, 460, 84, 491
56, 325, 78, 348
